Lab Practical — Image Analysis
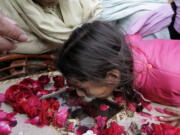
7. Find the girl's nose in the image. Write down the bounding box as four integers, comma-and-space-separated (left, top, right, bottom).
76, 89, 86, 97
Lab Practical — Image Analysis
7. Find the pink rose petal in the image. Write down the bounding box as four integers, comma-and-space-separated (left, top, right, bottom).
140, 119, 148, 123
95, 116, 107, 129
0, 121, 11, 135
154, 107, 175, 116
155, 107, 165, 114
145, 104, 152, 112
0, 93, 5, 102
127, 103, 136, 112
0, 111, 7, 120
24, 116, 44, 128
53, 107, 68, 128
100, 104, 109, 111
152, 116, 159, 121
138, 112, 152, 118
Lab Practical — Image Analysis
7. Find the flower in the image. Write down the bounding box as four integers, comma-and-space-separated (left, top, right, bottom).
0, 93, 5, 102
68, 123, 75, 132
95, 116, 107, 129
53, 107, 68, 128
53, 76, 64, 88
76, 126, 89, 135
5, 84, 33, 113
36, 90, 49, 98
38, 75, 50, 86
140, 122, 154, 134
0, 121, 11, 135
103, 122, 127, 135
22, 96, 41, 118
100, 104, 109, 111
20, 78, 42, 94
39, 99, 52, 125
114, 93, 126, 104
24, 116, 44, 128
140, 123, 180, 135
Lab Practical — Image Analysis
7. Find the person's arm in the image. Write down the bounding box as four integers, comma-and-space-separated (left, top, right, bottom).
0, 13, 27, 55
159, 108, 180, 128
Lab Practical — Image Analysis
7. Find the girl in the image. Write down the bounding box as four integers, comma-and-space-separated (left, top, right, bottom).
55, 21, 180, 127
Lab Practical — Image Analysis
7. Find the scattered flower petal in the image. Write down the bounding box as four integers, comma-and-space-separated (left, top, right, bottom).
0, 121, 11, 135
100, 104, 109, 111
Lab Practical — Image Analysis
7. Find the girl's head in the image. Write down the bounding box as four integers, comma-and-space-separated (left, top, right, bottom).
56, 21, 139, 104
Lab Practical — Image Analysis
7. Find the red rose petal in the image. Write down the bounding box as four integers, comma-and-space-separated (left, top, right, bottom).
100, 104, 109, 111
76, 126, 89, 135
104, 122, 127, 135
68, 123, 75, 132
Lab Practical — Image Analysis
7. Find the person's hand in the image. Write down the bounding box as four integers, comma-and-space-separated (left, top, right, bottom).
33, 0, 59, 7
159, 108, 180, 128
0, 13, 27, 55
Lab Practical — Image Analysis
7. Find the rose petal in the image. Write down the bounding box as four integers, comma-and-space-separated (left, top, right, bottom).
145, 104, 152, 112
76, 126, 89, 135
140, 119, 147, 123
24, 117, 44, 128
0, 121, 11, 135
151, 116, 159, 121
68, 123, 75, 132
155, 107, 165, 114
138, 112, 152, 117
53, 107, 68, 128
95, 116, 107, 129
100, 104, 109, 111
0, 93, 5, 102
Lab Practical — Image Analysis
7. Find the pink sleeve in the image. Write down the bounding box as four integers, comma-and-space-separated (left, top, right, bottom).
127, 4, 174, 37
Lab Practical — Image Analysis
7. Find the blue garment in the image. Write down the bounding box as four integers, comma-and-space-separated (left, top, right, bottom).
100, 0, 170, 39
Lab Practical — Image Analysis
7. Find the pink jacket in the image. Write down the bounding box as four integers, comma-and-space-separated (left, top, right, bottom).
127, 34, 180, 106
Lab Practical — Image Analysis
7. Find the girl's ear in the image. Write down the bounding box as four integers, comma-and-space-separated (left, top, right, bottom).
105, 69, 121, 84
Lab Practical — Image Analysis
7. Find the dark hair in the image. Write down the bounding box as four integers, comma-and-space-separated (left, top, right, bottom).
56, 21, 141, 109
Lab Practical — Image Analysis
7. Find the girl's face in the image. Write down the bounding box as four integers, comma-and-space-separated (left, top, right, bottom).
70, 81, 118, 98
69, 69, 121, 98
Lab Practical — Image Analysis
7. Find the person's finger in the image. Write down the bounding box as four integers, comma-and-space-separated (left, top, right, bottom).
0, 13, 27, 42
3, 16, 17, 25
0, 37, 17, 51
159, 116, 180, 122
164, 108, 180, 116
